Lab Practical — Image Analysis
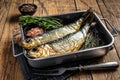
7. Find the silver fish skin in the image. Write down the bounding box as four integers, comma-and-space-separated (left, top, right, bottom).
28, 23, 91, 58
50, 23, 90, 53
22, 10, 92, 50
22, 18, 85, 49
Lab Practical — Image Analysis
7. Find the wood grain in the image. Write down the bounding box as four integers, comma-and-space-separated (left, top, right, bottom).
68, 0, 102, 80
0, 1, 22, 80
0, 0, 120, 80
33, 0, 76, 16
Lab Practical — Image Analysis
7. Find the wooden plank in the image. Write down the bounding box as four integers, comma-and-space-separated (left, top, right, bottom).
0, 1, 12, 79
75, 0, 102, 18
0, 0, 120, 80
32, 0, 77, 80
73, 0, 120, 80
26, 0, 34, 3
0, 3, 17, 80
0, 0, 76, 80
98, 0, 120, 55
0, 0, 13, 38
14, 0, 28, 3
69, 0, 102, 80
33, 0, 76, 16
34, 0, 78, 80
0, 3, 8, 39
95, 0, 120, 80
91, 49, 120, 80
0, 0, 35, 79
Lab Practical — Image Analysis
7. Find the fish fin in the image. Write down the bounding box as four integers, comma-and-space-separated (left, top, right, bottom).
81, 8, 93, 22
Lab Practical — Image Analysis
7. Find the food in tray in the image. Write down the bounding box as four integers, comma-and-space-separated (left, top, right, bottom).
28, 16, 94, 58
15, 9, 114, 68
21, 9, 93, 49
25, 27, 44, 37
19, 15, 63, 30
19, 9, 105, 59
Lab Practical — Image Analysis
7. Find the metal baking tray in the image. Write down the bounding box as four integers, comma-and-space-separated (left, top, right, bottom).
12, 10, 118, 68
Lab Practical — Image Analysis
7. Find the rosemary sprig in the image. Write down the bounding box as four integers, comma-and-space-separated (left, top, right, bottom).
81, 28, 102, 49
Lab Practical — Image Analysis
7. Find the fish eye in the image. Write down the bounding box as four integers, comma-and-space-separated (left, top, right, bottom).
26, 38, 32, 43
32, 48, 37, 51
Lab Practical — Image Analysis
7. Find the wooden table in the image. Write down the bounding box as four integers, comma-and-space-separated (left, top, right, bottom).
0, 0, 120, 80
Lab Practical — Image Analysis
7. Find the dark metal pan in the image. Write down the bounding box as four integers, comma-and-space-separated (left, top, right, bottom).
12, 10, 118, 68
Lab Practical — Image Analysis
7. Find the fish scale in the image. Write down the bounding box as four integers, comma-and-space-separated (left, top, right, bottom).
28, 22, 92, 58
22, 9, 92, 49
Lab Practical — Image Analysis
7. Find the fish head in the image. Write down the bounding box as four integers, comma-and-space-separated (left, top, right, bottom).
22, 38, 37, 49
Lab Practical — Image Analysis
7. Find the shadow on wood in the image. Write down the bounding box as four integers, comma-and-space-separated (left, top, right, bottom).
9, 14, 21, 23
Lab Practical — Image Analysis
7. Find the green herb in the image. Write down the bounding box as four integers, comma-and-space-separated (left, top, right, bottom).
81, 28, 103, 49
19, 15, 63, 30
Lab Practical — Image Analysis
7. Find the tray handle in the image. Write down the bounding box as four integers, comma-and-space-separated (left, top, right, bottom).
101, 18, 119, 37
12, 32, 25, 57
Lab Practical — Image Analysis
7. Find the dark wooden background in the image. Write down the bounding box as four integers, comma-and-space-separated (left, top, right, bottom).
0, 0, 120, 80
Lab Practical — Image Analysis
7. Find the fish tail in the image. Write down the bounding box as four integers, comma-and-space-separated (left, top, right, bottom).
76, 8, 93, 28
81, 8, 93, 21
81, 11, 94, 28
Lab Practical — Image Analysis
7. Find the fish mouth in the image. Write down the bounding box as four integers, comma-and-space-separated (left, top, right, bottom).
25, 38, 32, 43
22, 38, 35, 49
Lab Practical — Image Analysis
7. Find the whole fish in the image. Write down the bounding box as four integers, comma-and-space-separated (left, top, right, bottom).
28, 15, 94, 58
22, 9, 92, 49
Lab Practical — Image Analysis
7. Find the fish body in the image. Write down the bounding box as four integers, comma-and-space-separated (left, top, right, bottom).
22, 10, 92, 49
28, 23, 91, 58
